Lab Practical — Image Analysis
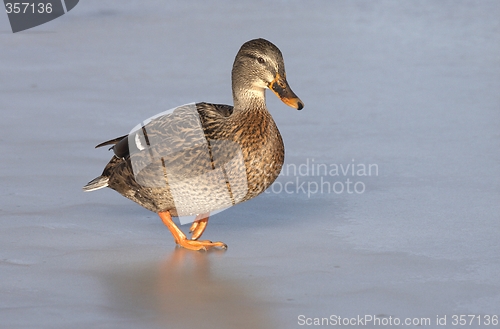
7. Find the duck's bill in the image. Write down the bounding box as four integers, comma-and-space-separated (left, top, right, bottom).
269, 74, 304, 110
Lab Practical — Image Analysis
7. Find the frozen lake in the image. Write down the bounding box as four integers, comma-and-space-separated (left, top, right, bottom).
1, 1, 499, 328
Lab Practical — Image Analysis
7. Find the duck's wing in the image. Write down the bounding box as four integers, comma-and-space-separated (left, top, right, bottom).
101, 102, 243, 215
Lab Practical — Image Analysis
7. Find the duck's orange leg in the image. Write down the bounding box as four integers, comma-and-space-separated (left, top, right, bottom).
189, 213, 210, 240
158, 211, 226, 251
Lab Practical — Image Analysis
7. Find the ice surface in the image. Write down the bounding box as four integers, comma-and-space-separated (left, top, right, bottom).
0, 1, 499, 328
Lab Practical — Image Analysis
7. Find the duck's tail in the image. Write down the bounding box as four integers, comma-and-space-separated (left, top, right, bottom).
83, 136, 128, 192
82, 176, 109, 192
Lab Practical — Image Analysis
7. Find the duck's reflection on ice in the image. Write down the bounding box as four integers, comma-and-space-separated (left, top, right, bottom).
106, 248, 275, 329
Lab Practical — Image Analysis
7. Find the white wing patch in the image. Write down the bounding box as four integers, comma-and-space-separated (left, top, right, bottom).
135, 133, 145, 151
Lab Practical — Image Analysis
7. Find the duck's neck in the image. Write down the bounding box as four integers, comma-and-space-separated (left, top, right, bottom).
232, 85, 268, 113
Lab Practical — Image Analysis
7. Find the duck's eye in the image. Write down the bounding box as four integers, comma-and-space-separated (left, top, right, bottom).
257, 57, 265, 64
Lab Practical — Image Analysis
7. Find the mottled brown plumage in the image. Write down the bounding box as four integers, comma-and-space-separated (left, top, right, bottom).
84, 38, 303, 250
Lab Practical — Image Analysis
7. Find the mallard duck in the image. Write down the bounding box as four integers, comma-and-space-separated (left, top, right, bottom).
83, 38, 303, 251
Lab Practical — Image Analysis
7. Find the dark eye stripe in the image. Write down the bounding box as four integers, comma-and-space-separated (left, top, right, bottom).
244, 53, 265, 63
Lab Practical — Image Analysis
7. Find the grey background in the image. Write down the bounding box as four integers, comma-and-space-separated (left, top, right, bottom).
0, 1, 499, 328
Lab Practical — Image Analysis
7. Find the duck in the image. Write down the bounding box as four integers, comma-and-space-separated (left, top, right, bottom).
83, 38, 304, 251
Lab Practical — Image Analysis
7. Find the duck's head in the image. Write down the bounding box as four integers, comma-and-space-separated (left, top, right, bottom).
232, 38, 304, 111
